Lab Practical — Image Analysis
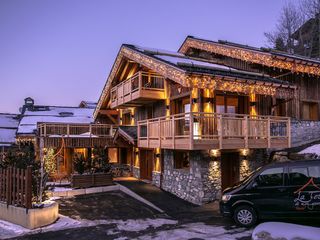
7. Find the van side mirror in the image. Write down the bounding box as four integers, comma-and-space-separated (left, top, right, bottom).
251, 181, 258, 189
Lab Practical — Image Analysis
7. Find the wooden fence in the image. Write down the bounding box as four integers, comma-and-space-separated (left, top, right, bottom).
0, 166, 32, 209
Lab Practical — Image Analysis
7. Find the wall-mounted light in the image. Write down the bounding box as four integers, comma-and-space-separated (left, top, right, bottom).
135, 148, 139, 155
209, 149, 220, 158
205, 98, 215, 104
241, 149, 249, 157
166, 105, 170, 110
192, 98, 197, 104
178, 86, 182, 93
155, 153, 161, 158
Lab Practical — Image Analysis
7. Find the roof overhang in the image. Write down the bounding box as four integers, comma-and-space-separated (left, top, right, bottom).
179, 36, 320, 76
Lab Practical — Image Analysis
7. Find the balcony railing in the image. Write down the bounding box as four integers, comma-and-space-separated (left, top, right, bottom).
37, 123, 117, 148
137, 112, 291, 150
110, 71, 165, 108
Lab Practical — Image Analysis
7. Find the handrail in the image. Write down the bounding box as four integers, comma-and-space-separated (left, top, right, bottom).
137, 112, 291, 149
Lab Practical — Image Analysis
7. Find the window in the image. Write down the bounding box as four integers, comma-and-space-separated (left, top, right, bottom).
302, 102, 319, 120
255, 167, 284, 187
289, 167, 309, 186
174, 151, 190, 170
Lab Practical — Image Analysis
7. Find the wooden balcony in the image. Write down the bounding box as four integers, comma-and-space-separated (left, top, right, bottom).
110, 71, 165, 109
37, 123, 117, 148
137, 112, 291, 150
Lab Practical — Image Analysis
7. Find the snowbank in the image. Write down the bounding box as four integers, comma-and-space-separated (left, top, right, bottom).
252, 222, 320, 240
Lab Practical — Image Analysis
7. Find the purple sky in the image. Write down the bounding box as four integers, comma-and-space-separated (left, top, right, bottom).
0, 0, 300, 113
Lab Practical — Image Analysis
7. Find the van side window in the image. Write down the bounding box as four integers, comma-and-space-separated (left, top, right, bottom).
256, 167, 284, 187
289, 167, 309, 186
309, 166, 320, 184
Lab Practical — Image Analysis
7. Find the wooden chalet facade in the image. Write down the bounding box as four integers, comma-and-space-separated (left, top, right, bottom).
33, 36, 320, 204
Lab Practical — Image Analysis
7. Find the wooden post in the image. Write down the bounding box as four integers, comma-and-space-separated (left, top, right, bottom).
25, 166, 32, 209
159, 119, 161, 148
67, 124, 70, 137
288, 118, 291, 148
89, 124, 92, 138
172, 116, 175, 149
147, 119, 149, 148
244, 116, 248, 149
218, 115, 223, 149
138, 71, 142, 93
190, 112, 194, 150
267, 117, 271, 148
39, 137, 44, 204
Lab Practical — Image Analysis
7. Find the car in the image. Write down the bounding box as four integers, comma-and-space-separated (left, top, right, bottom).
220, 159, 320, 227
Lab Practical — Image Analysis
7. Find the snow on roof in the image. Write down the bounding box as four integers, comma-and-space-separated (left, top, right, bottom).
17, 107, 94, 135
154, 54, 236, 72
0, 128, 17, 145
0, 114, 19, 129
299, 144, 320, 155
0, 114, 19, 145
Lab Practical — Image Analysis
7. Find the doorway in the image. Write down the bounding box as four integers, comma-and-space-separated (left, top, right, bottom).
139, 149, 153, 181
221, 152, 240, 190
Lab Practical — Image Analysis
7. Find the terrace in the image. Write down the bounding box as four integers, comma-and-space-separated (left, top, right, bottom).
110, 71, 166, 109
137, 112, 291, 150
37, 123, 117, 148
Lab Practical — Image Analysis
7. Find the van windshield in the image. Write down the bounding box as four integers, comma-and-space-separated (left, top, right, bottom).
234, 167, 261, 186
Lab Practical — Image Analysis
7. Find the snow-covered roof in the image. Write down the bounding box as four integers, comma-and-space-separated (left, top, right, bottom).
0, 114, 19, 146
17, 107, 94, 135
127, 44, 288, 85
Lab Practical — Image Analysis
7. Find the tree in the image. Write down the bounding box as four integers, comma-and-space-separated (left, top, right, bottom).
265, 2, 303, 53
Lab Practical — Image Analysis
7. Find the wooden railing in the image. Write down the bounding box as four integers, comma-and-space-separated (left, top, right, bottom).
0, 166, 32, 209
137, 112, 291, 150
110, 71, 165, 108
38, 123, 116, 138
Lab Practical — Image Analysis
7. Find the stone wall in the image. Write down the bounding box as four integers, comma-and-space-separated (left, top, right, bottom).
291, 120, 320, 147
132, 166, 140, 179
161, 150, 220, 205
152, 171, 161, 187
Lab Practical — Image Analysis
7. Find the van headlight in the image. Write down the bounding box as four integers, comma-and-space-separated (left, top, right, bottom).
221, 194, 232, 202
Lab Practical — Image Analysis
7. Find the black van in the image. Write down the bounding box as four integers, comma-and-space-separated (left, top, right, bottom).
220, 160, 320, 227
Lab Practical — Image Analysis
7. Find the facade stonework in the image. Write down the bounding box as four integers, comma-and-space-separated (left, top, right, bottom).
161, 150, 221, 205
291, 120, 320, 147
152, 171, 161, 187
132, 166, 140, 179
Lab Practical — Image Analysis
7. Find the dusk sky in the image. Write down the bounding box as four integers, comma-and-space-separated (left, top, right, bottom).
0, 0, 300, 113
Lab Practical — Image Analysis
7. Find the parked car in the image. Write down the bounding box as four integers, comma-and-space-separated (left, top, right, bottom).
220, 160, 320, 227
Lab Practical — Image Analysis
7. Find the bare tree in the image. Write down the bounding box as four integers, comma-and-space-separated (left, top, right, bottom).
265, 2, 303, 53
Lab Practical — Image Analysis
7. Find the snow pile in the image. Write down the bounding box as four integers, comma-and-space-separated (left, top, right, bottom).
0, 215, 83, 239
252, 222, 320, 240
0, 216, 177, 239
299, 144, 320, 156
137, 222, 252, 240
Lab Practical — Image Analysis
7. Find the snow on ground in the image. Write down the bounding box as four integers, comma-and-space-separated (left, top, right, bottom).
252, 222, 320, 240
0, 215, 178, 239
135, 222, 252, 240
299, 144, 320, 155
51, 187, 73, 192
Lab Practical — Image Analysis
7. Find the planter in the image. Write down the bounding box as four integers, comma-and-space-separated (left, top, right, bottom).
0, 201, 59, 229
71, 173, 113, 188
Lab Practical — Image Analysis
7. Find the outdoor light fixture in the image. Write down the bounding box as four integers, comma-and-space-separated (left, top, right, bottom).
209, 149, 220, 158
192, 98, 197, 104
241, 149, 249, 157
155, 153, 161, 158
166, 105, 170, 110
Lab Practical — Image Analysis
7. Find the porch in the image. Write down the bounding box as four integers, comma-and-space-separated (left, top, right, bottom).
37, 123, 117, 148
110, 71, 166, 109
137, 112, 291, 150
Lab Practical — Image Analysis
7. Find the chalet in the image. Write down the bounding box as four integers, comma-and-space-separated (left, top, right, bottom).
0, 113, 19, 157
37, 36, 320, 205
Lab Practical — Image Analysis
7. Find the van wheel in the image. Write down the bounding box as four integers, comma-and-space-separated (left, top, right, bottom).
233, 205, 257, 227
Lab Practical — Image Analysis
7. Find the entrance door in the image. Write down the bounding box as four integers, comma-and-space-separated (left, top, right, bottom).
139, 149, 153, 180
221, 152, 240, 190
